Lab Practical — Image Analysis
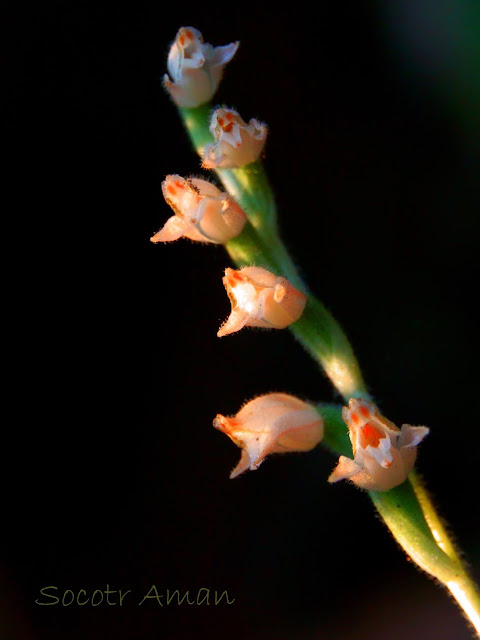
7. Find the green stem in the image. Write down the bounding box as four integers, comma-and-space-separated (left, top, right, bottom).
217, 163, 277, 233
226, 223, 367, 398
317, 403, 353, 457
175, 99, 480, 636
446, 579, 480, 637
179, 106, 302, 289
217, 164, 302, 289
319, 405, 480, 636
372, 483, 480, 636
293, 298, 368, 400
181, 105, 366, 397
178, 104, 213, 154
225, 167, 480, 637
179, 106, 277, 232
370, 480, 457, 580
318, 404, 455, 568
225, 221, 278, 272
409, 470, 463, 564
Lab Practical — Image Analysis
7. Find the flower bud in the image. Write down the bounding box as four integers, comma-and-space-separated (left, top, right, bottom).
163, 27, 239, 108
218, 266, 307, 337
202, 108, 267, 169
151, 175, 246, 244
214, 393, 324, 478
328, 398, 429, 491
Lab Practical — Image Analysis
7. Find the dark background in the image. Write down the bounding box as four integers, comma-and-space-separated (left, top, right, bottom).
3, 1, 479, 639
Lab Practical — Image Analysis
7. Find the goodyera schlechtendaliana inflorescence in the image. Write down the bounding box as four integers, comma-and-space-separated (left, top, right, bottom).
153, 25, 480, 636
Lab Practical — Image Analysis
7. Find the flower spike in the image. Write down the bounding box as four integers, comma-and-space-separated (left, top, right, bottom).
202, 108, 267, 169
214, 393, 324, 478
152, 175, 246, 244
218, 266, 307, 337
163, 27, 239, 108
328, 398, 429, 491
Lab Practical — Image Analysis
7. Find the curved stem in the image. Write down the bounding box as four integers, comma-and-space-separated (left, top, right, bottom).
372, 482, 480, 636
226, 221, 279, 272
226, 224, 368, 399
447, 579, 480, 637
225, 187, 480, 637
218, 164, 303, 289
292, 298, 368, 400
179, 106, 303, 289
320, 405, 480, 636
176, 99, 480, 637
178, 104, 213, 154
217, 163, 277, 234
410, 470, 463, 564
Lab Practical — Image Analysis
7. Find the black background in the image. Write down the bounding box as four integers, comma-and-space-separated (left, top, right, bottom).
3, 1, 480, 639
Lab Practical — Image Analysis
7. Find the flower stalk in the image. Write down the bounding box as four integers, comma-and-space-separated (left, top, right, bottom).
165, 35, 480, 636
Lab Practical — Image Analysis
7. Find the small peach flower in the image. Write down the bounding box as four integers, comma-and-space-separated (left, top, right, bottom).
163, 27, 239, 108
151, 175, 246, 244
202, 108, 267, 169
218, 266, 307, 337
214, 393, 324, 478
328, 398, 429, 491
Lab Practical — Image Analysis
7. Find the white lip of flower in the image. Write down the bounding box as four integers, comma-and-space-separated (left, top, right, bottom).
328, 398, 429, 492
213, 393, 324, 478
218, 266, 307, 337
163, 27, 239, 108
151, 175, 246, 244
202, 108, 267, 169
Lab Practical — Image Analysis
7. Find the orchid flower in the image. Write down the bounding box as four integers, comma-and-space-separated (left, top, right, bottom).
163, 27, 239, 108
151, 174, 246, 244
328, 398, 429, 491
202, 108, 267, 169
218, 266, 306, 337
214, 393, 324, 478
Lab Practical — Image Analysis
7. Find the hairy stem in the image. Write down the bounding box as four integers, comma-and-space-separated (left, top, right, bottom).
179, 105, 301, 287
319, 405, 480, 635
176, 101, 480, 637
225, 223, 368, 397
